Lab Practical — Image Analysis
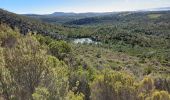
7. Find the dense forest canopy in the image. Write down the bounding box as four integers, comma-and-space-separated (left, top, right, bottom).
0, 8, 170, 100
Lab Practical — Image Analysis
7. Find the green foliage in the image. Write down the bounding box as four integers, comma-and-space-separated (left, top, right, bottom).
90, 70, 170, 100
0, 8, 66, 39
140, 77, 155, 93
32, 87, 49, 100
49, 40, 72, 60
90, 69, 137, 100
3, 35, 50, 99
144, 66, 154, 75
66, 91, 84, 100
69, 67, 91, 100
151, 91, 170, 100
35, 35, 53, 45
45, 55, 69, 100
0, 47, 15, 100
148, 14, 162, 19
0, 9, 170, 100
0, 25, 70, 99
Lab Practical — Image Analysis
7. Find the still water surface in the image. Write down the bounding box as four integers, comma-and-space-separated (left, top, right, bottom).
73, 38, 100, 44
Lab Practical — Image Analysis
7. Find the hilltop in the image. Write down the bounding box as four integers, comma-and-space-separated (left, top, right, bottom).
23, 12, 113, 24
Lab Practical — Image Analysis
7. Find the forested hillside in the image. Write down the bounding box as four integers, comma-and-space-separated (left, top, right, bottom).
0, 9, 170, 100
66, 11, 170, 25
24, 12, 112, 24
0, 9, 67, 39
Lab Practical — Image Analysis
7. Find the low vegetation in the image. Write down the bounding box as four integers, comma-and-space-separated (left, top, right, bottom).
0, 9, 170, 100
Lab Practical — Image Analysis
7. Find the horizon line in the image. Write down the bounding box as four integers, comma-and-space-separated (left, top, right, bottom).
1, 6, 170, 15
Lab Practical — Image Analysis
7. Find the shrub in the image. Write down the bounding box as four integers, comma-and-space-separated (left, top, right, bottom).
151, 91, 170, 100
49, 40, 72, 60
66, 91, 84, 100
90, 69, 138, 100
32, 87, 49, 100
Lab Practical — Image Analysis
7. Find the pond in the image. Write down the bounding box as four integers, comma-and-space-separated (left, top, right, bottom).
73, 38, 100, 44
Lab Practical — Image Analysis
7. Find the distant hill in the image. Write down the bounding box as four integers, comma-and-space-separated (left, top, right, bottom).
23, 7, 170, 24
24, 12, 114, 24
65, 11, 170, 25
51, 12, 76, 16
145, 7, 170, 11
22, 7, 170, 24
51, 12, 113, 17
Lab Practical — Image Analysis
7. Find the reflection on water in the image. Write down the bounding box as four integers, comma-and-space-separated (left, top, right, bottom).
73, 38, 100, 44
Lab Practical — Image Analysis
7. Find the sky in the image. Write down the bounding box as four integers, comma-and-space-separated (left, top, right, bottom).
0, 0, 170, 14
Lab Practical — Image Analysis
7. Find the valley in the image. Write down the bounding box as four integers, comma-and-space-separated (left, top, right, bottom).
0, 7, 170, 100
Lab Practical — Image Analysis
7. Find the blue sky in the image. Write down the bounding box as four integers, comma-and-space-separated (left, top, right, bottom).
0, 0, 170, 14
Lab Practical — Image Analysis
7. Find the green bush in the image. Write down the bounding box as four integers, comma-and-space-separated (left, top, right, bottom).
151, 91, 170, 100
49, 40, 72, 60
90, 69, 138, 100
